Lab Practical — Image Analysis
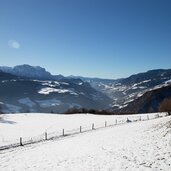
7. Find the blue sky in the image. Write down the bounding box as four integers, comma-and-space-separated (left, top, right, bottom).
0, 0, 171, 79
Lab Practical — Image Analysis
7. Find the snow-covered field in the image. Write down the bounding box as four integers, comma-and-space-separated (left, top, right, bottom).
0, 113, 166, 147
0, 114, 171, 171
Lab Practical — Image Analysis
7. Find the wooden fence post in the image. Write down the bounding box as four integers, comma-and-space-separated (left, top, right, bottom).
140, 116, 141, 121
116, 119, 117, 125
20, 137, 23, 146
147, 115, 149, 120
45, 132, 47, 140
80, 126, 82, 133
92, 123, 94, 130
105, 121, 107, 127
62, 129, 65, 136
126, 117, 129, 123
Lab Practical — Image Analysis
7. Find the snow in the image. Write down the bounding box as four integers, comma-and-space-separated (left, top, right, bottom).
112, 103, 128, 109
33, 80, 48, 83
132, 86, 146, 90
1, 80, 8, 83
149, 82, 171, 92
0, 113, 166, 147
18, 98, 35, 107
61, 82, 69, 85
38, 87, 70, 95
70, 92, 79, 96
0, 113, 124, 145
132, 86, 138, 89
1, 79, 17, 83
0, 114, 170, 171
42, 81, 61, 87
142, 79, 151, 83
112, 104, 121, 108
165, 79, 171, 84
102, 84, 127, 92
124, 99, 134, 104
132, 80, 151, 88
137, 93, 144, 97
38, 87, 78, 95
42, 82, 56, 87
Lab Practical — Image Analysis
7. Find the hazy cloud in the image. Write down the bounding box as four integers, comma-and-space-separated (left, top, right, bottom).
8, 40, 20, 49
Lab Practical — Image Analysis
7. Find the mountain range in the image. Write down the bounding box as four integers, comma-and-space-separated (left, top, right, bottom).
0, 65, 64, 80
0, 64, 171, 114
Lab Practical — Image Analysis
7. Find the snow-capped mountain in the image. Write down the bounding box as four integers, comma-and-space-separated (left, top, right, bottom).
0, 64, 64, 80
0, 71, 111, 113
1, 65, 171, 114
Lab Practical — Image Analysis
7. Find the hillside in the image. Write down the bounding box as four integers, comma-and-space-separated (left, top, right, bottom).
1, 65, 171, 114
0, 114, 170, 171
0, 70, 111, 113
81, 69, 171, 111
117, 85, 171, 114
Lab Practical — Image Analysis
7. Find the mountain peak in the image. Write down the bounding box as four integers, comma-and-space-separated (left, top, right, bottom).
0, 64, 52, 80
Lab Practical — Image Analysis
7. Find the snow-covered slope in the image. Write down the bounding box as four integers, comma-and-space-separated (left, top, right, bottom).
0, 72, 111, 113
0, 113, 166, 147
0, 113, 141, 146
1, 66, 171, 113
117, 85, 171, 114
83, 69, 171, 110
0, 114, 170, 171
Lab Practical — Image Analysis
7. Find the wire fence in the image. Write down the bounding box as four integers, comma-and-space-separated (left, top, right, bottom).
0, 112, 170, 151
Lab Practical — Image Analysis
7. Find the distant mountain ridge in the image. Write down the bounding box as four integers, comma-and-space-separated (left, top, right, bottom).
73, 68, 171, 112
120, 69, 171, 85
0, 69, 112, 113
0, 64, 65, 80
1, 64, 171, 114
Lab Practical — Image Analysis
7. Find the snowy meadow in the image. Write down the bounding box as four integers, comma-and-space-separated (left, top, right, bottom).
0, 112, 167, 148
0, 113, 171, 171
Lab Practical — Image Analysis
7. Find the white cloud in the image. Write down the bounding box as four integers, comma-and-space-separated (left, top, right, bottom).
8, 40, 20, 49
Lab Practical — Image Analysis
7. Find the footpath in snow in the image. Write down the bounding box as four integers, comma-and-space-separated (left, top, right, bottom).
0, 115, 171, 171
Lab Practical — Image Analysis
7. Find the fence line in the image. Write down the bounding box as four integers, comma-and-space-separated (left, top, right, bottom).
0, 112, 170, 151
